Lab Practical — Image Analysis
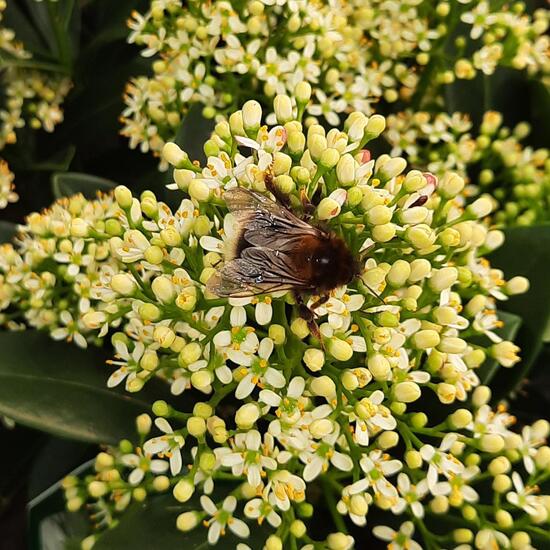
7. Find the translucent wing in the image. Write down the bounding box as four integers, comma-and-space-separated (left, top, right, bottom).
225, 187, 321, 252
207, 247, 313, 297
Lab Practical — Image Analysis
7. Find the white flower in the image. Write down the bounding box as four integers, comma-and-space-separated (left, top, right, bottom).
143, 418, 185, 475
352, 390, 397, 446
50, 310, 87, 349
391, 473, 429, 518
200, 495, 250, 545
213, 306, 259, 366
264, 470, 306, 511
216, 430, 277, 488
507, 472, 546, 517
235, 337, 285, 399
121, 453, 168, 485
243, 497, 282, 528
420, 434, 464, 494
348, 450, 402, 498
299, 425, 353, 481
373, 521, 422, 550
53, 239, 93, 277
106, 340, 145, 390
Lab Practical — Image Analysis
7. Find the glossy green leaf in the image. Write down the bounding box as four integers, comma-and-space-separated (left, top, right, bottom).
0, 221, 17, 243
0, 331, 161, 444
52, 172, 116, 199
174, 105, 215, 167
94, 493, 271, 550
477, 311, 522, 385
489, 225, 550, 397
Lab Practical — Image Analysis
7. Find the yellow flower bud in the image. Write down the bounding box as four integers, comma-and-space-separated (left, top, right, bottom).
242, 100, 262, 132
111, 273, 136, 296
405, 450, 423, 469
405, 224, 436, 249
437, 382, 456, 404
317, 197, 341, 220
291, 318, 309, 339
310, 375, 336, 397
377, 431, 399, 450
295, 81, 312, 103
467, 197, 493, 218
274, 94, 293, 123
394, 381, 421, 403
372, 223, 396, 242
303, 348, 325, 372
412, 330, 440, 349
365, 114, 386, 137
328, 338, 353, 361
367, 204, 393, 225
188, 179, 211, 202
187, 416, 206, 437
114, 185, 133, 209
176, 511, 200, 532
151, 275, 175, 303
173, 478, 195, 503
154, 326, 176, 348
336, 154, 356, 186
449, 409, 472, 429
163, 142, 189, 168
235, 402, 260, 429
367, 353, 391, 380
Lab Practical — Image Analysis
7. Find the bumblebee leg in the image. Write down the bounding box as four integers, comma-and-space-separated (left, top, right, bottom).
299, 189, 316, 220
294, 291, 324, 348
310, 294, 329, 310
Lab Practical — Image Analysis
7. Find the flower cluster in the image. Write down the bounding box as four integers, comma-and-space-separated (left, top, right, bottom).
0, 192, 121, 343
3, 90, 546, 548
121, 0, 549, 167
0, 1, 71, 149
0, 159, 18, 209
386, 110, 550, 227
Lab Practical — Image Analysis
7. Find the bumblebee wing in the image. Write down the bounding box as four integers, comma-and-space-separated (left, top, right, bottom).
206, 247, 312, 297
224, 187, 321, 252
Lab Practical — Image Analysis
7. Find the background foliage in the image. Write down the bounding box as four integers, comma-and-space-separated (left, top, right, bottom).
0, 0, 549, 549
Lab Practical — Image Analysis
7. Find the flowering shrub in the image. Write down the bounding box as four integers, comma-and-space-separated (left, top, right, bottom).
0, 160, 17, 210
385, 110, 550, 226
4, 89, 550, 549
121, 0, 549, 167
0, 1, 71, 149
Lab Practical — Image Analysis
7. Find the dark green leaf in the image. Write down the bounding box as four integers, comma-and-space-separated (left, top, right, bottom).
94, 493, 271, 550
52, 172, 117, 199
477, 311, 522, 385
174, 105, 215, 166
0, 221, 17, 242
0, 331, 161, 444
489, 225, 550, 397
28, 460, 93, 550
